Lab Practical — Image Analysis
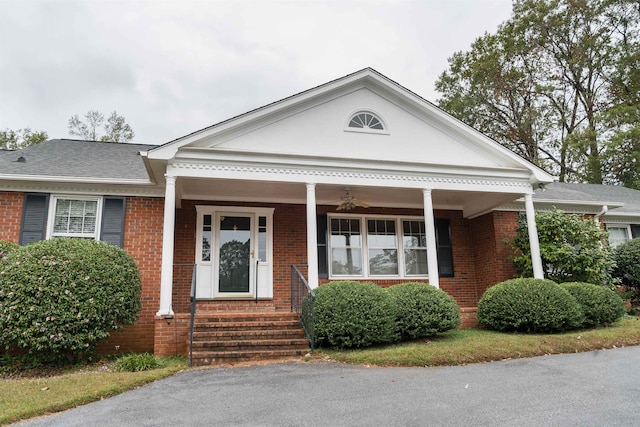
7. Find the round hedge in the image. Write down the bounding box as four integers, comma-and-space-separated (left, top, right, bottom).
613, 238, 640, 293
312, 281, 399, 349
386, 282, 460, 339
0, 239, 141, 363
477, 278, 584, 333
0, 240, 19, 260
563, 282, 626, 327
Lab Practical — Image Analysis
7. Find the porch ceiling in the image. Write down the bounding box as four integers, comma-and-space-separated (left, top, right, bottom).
177, 178, 522, 218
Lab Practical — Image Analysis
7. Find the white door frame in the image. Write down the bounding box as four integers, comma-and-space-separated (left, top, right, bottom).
195, 205, 274, 300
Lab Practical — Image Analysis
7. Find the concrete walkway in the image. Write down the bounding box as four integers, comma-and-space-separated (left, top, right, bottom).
17, 346, 640, 426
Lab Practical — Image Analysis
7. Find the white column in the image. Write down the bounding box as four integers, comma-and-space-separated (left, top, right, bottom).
157, 175, 176, 316
422, 188, 440, 288
306, 183, 319, 289
524, 193, 544, 279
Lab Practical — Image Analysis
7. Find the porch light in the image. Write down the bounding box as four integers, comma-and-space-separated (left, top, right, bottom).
164, 314, 174, 325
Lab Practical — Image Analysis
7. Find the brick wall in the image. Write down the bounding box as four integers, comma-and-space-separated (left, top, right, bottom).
470, 211, 519, 297
0, 191, 24, 243
98, 196, 165, 354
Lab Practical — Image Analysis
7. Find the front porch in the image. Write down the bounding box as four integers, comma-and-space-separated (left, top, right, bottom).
144, 69, 554, 361
152, 197, 526, 363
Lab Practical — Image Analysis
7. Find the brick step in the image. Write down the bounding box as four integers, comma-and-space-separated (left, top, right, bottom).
193, 320, 302, 331
192, 338, 310, 351
191, 348, 309, 366
193, 329, 306, 340
193, 312, 299, 323
188, 311, 309, 365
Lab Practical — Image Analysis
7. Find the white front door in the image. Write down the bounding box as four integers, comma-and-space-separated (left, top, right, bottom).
195, 206, 273, 299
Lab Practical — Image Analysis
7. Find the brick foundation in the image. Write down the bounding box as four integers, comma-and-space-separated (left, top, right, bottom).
460, 307, 480, 328
154, 314, 191, 357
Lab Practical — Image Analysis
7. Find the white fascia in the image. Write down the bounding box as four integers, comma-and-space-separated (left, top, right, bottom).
0, 174, 153, 185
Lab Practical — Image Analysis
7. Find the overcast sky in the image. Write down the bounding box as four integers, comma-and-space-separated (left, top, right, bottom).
0, 0, 513, 145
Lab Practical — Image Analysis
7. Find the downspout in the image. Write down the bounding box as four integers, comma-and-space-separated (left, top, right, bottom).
594, 205, 608, 227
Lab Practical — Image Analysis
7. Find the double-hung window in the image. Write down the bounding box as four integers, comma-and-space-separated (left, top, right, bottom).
606, 225, 631, 248
330, 218, 363, 275
327, 215, 444, 278
19, 193, 126, 247
403, 220, 428, 275
50, 197, 101, 239
367, 219, 398, 275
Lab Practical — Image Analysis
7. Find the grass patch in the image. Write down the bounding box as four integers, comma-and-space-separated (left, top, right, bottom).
0, 356, 187, 426
310, 316, 640, 367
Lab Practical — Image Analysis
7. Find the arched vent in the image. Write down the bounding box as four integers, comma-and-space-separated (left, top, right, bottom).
348, 112, 385, 131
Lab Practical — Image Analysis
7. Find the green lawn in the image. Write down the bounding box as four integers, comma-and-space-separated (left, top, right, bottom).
309, 316, 640, 367
0, 357, 187, 426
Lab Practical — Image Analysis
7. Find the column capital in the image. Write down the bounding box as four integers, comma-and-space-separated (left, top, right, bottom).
164, 175, 177, 185
306, 182, 316, 191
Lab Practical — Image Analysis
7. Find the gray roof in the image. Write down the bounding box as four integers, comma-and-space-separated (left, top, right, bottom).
0, 139, 156, 181
534, 182, 640, 214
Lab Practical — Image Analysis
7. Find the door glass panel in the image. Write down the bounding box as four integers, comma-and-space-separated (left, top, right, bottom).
258, 216, 267, 262
218, 216, 251, 292
202, 215, 211, 262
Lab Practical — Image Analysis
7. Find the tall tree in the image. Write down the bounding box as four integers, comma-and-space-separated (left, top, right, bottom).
602, 0, 640, 188
436, 0, 640, 186
0, 128, 48, 150
68, 110, 135, 143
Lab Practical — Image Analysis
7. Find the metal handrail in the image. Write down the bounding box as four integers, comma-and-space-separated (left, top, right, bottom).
188, 264, 197, 368
290, 264, 315, 351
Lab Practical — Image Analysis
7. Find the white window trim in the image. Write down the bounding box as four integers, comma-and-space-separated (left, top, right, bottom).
327, 213, 428, 280
605, 224, 632, 248
343, 109, 390, 135
46, 195, 103, 240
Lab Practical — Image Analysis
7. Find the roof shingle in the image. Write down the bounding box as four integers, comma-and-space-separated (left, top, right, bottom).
0, 139, 155, 181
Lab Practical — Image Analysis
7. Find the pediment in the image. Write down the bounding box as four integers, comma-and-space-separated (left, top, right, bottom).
149, 68, 553, 182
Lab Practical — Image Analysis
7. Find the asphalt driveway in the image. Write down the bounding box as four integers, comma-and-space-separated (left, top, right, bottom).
17, 346, 640, 426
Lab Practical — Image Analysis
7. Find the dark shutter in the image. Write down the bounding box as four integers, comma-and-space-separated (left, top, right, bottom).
632, 225, 640, 239
19, 193, 49, 245
317, 214, 328, 278
435, 218, 454, 278
100, 197, 126, 248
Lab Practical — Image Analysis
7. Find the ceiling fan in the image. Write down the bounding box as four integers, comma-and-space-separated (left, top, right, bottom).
336, 188, 369, 211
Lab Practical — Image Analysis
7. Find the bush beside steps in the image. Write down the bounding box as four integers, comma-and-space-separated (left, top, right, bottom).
308, 281, 460, 349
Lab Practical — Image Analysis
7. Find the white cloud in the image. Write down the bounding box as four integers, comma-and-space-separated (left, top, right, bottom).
0, 0, 513, 145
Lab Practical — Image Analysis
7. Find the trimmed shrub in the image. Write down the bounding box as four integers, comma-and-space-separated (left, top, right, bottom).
0, 239, 141, 363
114, 353, 161, 372
387, 282, 460, 339
613, 238, 640, 300
563, 282, 626, 327
477, 278, 584, 333
313, 281, 399, 349
0, 240, 19, 260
